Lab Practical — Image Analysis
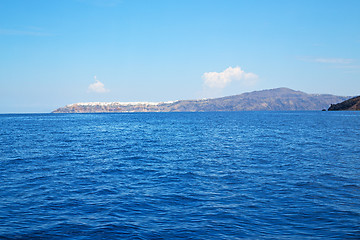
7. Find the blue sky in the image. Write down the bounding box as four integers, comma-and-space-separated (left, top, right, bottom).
1, 0, 359, 113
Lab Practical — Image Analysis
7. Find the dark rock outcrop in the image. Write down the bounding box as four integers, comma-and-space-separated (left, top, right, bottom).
328, 96, 360, 111
53, 88, 349, 113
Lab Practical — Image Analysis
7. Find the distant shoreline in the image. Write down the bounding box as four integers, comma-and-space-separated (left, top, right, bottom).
52, 88, 350, 113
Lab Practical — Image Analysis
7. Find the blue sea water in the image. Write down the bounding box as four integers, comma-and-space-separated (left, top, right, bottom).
0, 111, 359, 239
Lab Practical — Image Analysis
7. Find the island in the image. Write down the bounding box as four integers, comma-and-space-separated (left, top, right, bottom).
53, 88, 349, 113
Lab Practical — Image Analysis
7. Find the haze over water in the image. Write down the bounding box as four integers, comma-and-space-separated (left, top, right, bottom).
1, 112, 359, 239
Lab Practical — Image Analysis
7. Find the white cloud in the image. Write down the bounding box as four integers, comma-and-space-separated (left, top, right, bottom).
314, 58, 353, 64
0, 28, 51, 36
202, 66, 258, 88
300, 57, 354, 64
88, 76, 109, 93
335, 65, 360, 69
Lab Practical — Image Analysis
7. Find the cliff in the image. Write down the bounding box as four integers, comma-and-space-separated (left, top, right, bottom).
52, 88, 349, 113
328, 96, 360, 111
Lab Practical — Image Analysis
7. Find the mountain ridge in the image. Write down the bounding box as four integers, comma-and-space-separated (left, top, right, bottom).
52, 87, 350, 113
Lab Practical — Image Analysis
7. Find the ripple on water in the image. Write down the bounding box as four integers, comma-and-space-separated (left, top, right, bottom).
0, 112, 360, 239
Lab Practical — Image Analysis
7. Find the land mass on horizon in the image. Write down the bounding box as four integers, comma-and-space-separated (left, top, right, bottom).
52, 88, 351, 113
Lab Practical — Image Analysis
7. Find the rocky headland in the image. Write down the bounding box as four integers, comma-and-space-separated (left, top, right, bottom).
328, 96, 360, 111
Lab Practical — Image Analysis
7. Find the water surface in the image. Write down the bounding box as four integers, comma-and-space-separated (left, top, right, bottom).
1, 112, 359, 239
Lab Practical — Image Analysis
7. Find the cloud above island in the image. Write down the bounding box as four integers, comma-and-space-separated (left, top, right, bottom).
202, 66, 258, 88
88, 76, 109, 93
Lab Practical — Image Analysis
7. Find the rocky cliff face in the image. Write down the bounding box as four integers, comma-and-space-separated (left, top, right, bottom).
52, 88, 349, 113
328, 96, 360, 111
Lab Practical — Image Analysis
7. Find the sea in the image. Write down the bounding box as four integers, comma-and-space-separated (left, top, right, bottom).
1, 111, 359, 239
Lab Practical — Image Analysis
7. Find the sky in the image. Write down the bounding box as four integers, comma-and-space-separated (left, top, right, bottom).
0, 0, 359, 113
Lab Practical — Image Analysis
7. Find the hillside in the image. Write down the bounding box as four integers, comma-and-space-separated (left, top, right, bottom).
328, 96, 360, 111
52, 88, 349, 113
